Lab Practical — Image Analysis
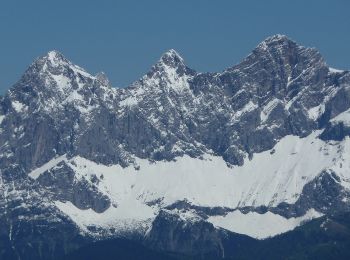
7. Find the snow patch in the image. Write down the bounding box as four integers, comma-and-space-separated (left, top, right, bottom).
12, 100, 26, 113
120, 96, 139, 108
51, 74, 71, 91
308, 104, 325, 120
0, 115, 5, 125
233, 101, 258, 120
260, 98, 280, 123
307, 86, 341, 121
208, 209, 323, 239
329, 67, 344, 74
28, 154, 67, 179
330, 108, 350, 126
55, 199, 155, 233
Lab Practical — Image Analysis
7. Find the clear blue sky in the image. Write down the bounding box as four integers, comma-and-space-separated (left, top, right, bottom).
0, 0, 349, 93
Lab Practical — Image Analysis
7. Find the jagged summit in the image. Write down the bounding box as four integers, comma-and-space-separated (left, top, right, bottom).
26, 50, 91, 78
253, 34, 324, 63
158, 49, 185, 68
254, 34, 298, 53
262, 34, 293, 44
138, 48, 196, 88
30, 50, 70, 70
45, 50, 67, 63
6, 49, 100, 114
226, 34, 327, 83
22, 50, 93, 84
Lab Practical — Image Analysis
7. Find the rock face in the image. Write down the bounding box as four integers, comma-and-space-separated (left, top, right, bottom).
0, 35, 350, 259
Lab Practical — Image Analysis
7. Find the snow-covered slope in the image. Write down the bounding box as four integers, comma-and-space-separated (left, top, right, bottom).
208, 209, 322, 239
25, 130, 350, 239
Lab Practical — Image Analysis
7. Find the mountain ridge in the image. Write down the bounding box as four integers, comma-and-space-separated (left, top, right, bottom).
0, 34, 350, 259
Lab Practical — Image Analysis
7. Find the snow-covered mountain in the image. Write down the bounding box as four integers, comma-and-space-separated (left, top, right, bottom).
1, 34, 350, 259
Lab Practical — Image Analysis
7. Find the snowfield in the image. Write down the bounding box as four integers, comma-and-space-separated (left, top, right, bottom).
208, 209, 323, 239
29, 130, 350, 239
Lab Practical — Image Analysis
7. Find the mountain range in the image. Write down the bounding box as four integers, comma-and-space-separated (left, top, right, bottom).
0, 34, 350, 259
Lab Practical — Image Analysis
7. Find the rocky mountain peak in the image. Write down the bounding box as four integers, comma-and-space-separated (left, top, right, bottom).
28, 50, 70, 73
6, 50, 98, 114
25, 50, 92, 79
44, 50, 68, 65
258, 34, 293, 47
135, 49, 195, 91
225, 34, 327, 99
150, 49, 194, 75
252, 34, 325, 66
158, 49, 185, 68
252, 34, 306, 57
